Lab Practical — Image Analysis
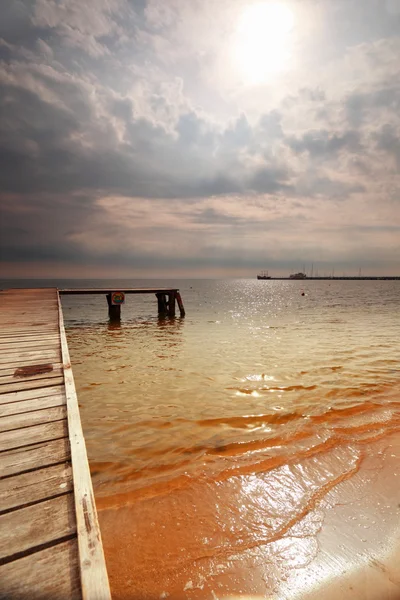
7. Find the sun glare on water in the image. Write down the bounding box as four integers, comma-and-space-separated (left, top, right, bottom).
235, 2, 294, 84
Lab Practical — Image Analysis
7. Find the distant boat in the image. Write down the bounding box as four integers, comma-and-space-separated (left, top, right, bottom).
257, 271, 271, 280
289, 272, 307, 279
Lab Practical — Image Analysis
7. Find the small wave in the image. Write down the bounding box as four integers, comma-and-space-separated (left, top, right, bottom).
227, 384, 318, 393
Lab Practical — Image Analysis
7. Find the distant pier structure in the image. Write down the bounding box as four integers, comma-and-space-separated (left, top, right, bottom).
257, 276, 400, 281
59, 287, 186, 322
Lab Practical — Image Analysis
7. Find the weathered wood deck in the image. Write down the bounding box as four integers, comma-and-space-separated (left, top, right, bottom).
0, 288, 110, 600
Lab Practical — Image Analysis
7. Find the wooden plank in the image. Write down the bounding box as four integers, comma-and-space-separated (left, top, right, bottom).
0, 318, 58, 324
0, 363, 62, 377
0, 340, 59, 350
0, 298, 57, 301
0, 308, 57, 312
0, 324, 58, 331
0, 335, 59, 345
58, 293, 111, 600
0, 328, 59, 335
0, 312, 57, 316
0, 322, 58, 326
0, 302, 57, 307
0, 303, 56, 307
0, 319, 58, 325
0, 419, 68, 452
0, 307, 58, 313
0, 292, 56, 296
0, 340, 60, 351
0, 539, 82, 600
0, 405, 67, 433
0, 297, 57, 301
0, 322, 57, 326
0, 393, 65, 417
0, 301, 57, 305
0, 331, 59, 339
0, 376, 64, 395
0, 304, 57, 310
0, 349, 61, 362
0, 384, 65, 405
0, 336, 60, 346
1, 437, 70, 477
0, 538, 81, 600
0, 350, 60, 363
0, 335, 59, 344
0, 493, 76, 560
0, 332, 58, 338
0, 463, 73, 512
0, 299, 57, 302
0, 310, 58, 314
0, 308, 57, 311
0, 307, 57, 310
0, 313, 57, 318
0, 368, 63, 385
0, 353, 61, 369
0, 308, 58, 312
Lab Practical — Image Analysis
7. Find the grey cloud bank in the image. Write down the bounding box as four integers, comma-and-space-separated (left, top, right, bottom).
0, 0, 399, 277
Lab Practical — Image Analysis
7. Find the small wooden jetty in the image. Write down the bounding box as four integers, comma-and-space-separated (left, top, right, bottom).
59, 287, 186, 320
0, 288, 111, 599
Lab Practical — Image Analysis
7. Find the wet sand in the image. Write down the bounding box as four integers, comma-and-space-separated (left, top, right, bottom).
97, 428, 400, 599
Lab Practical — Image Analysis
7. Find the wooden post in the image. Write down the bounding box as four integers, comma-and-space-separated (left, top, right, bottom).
156, 293, 168, 317
167, 292, 176, 317
176, 291, 185, 317
106, 293, 121, 322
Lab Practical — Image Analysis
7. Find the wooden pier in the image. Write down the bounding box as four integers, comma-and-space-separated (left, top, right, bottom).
59, 287, 186, 320
0, 288, 111, 600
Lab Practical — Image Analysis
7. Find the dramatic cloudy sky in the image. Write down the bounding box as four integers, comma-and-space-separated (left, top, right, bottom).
1, 0, 400, 277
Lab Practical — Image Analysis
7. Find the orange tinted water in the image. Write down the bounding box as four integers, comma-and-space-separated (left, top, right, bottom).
64, 280, 400, 598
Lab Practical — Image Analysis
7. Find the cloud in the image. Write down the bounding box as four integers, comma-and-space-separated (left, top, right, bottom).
286, 130, 361, 158
0, 59, 294, 199
32, 0, 126, 57
0, 0, 399, 276
373, 123, 400, 167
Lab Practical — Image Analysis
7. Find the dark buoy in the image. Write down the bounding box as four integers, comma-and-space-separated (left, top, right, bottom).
301, 291, 305, 296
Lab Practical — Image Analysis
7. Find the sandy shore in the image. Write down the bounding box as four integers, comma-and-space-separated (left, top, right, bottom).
97, 426, 400, 600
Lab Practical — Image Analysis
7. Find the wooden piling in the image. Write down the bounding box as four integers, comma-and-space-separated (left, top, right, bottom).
176, 291, 186, 317
106, 293, 121, 322
156, 293, 168, 317
167, 292, 176, 317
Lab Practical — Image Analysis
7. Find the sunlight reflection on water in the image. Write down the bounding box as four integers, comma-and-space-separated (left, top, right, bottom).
63, 280, 400, 496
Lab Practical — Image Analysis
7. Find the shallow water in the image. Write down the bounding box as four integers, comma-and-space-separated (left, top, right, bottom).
59, 279, 400, 598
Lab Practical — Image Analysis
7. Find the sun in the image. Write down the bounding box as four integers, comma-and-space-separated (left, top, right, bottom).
234, 2, 294, 84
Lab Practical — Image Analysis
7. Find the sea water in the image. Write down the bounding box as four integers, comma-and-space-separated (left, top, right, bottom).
4, 278, 400, 598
